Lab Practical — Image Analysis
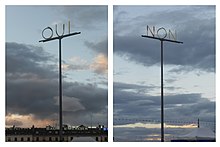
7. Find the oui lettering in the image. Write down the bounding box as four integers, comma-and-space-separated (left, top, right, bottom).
42, 21, 72, 39
147, 25, 177, 41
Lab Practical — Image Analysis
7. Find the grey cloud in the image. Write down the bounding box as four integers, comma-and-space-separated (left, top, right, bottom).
66, 64, 89, 71
55, 96, 85, 112
6, 42, 59, 119
6, 79, 58, 119
54, 6, 107, 30
165, 93, 202, 105
84, 39, 108, 56
114, 82, 215, 123
61, 82, 108, 125
84, 39, 108, 75
114, 6, 215, 72
63, 82, 107, 114
114, 81, 215, 141
164, 78, 177, 84
6, 42, 107, 126
169, 99, 215, 122
6, 42, 57, 79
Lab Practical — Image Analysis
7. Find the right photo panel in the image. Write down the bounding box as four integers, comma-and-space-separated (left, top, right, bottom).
113, 5, 216, 142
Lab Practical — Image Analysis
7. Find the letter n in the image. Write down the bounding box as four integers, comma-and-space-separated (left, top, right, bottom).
168, 29, 177, 41
147, 25, 156, 37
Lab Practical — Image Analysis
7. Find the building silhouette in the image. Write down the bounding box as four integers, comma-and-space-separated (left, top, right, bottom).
5, 125, 108, 142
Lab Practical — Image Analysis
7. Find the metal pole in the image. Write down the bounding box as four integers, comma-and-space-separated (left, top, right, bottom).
141, 35, 182, 142
161, 40, 164, 142
59, 38, 63, 142
39, 30, 80, 142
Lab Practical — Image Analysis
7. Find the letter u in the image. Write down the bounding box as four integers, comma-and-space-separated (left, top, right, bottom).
55, 24, 65, 37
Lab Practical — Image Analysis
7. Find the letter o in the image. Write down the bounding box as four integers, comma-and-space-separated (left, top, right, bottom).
42, 27, 53, 39
157, 27, 167, 39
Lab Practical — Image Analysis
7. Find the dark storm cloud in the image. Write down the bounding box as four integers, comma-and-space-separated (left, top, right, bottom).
62, 82, 108, 125
114, 6, 215, 72
63, 82, 107, 113
6, 42, 59, 119
6, 79, 58, 119
6, 42, 107, 126
6, 42, 57, 79
114, 82, 215, 124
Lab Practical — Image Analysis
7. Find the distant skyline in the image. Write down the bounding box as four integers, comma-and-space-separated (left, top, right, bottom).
113, 5, 215, 141
6, 5, 108, 128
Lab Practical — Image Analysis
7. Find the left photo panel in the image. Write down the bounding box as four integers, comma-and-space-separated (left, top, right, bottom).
5, 5, 108, 142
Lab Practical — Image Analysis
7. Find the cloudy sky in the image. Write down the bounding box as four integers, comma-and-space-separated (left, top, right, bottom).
6, 6, 108, 128
113, 5, 215, 141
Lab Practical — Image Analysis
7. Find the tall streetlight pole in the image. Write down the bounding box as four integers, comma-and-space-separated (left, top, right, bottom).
39, 28, 80, 141
142, 34, 183, 142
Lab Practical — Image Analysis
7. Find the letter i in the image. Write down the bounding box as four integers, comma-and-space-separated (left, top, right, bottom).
68, 21, 71, 34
